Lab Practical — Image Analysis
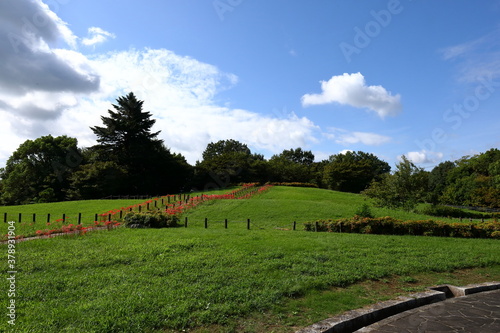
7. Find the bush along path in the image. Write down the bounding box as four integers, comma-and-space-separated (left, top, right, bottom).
305, 216, 500, 239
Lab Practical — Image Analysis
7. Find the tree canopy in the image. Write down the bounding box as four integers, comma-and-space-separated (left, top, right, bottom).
0, 135, 80, 204
323, 151, 390, 193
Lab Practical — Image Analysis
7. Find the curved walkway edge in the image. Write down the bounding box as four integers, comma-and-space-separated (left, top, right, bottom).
296, 281, 500, 333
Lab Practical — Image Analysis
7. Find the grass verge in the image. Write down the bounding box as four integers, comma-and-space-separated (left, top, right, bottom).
1, 227, 499, 332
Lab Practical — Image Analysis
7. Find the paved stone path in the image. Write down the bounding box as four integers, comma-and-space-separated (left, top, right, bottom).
355, 289, 500, 333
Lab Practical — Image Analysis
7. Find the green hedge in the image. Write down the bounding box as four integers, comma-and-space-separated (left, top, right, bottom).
123, 211, 179, 228
420, 205, 498, 220
304, 216, 500, 239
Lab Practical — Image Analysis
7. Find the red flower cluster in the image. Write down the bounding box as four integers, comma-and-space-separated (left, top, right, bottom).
163, 184, 273, 216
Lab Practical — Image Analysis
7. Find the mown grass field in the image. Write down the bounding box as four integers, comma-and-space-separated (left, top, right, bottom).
0, 199, 148, 239
1, 186, 499, 332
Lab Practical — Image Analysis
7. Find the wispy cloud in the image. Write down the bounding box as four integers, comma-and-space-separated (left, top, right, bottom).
301, 72, 402, 118
440, 28, 500, 82
82, 27, 116, 47
325, 128, 391, 146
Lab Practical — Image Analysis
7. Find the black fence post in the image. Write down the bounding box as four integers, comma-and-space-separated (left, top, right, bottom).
293, 221, 296, 231
225, 219, 228, 229
3, 213, 6, 223
120, 210, 123, 219
78, 213, 82, 225
184, 217, 188, 228
205, 218, 208, 229
18, 213, 22, 223
108, 214, 112, 222
33, 213, 36, 223
47, 213, 50, 223
62, 214, 66, 223
315, 221, 319, 232
247, 219, 250, 230
94, 214, 98, 223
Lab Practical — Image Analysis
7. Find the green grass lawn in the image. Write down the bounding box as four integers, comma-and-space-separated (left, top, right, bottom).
0, 199, 150, 239
1, 186, 499, 332
1, 227, 499, 332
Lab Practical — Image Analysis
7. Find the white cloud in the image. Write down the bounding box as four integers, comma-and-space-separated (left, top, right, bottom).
405, 150, 444, 164
301, 72, 402, 118
325, 128, 391, 146
82, 27, 116, 46
79, 48, 321, 163
0, 3, 319, 167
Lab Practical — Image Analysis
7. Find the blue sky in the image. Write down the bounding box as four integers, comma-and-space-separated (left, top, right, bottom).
1, 0, 500, 169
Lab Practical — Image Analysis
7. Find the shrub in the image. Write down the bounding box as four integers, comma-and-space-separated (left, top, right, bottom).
123, 211, 179, 229
304, 216, 500, 239
421, 205, 490, 219
355, 203, 374, 218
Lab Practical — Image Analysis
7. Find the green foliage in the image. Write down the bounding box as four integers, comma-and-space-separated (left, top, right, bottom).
195, 139, 263, 187
68, 161, 128, 199
439, 148, 500, 208
323, 151, 390, 193
304, 216, 500, 238
363, 156, 428, 211
420, 205, 492, 219
0, 135, 80, 205
355, 203, 374, 218
88, 92, 192, 195
428, 161, 455, 204
267, 148, 316, 184
123, 211, 179, 228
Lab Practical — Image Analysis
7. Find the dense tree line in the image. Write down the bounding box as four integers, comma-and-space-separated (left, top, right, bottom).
364, 149, 500, 211
1, 93, 499, 209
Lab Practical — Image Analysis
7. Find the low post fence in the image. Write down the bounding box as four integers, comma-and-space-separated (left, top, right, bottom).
182, 217, 252, 230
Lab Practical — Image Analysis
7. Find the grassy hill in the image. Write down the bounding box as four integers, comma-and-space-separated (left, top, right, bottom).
1, 186, 499, 332
182, 186, 473, 229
